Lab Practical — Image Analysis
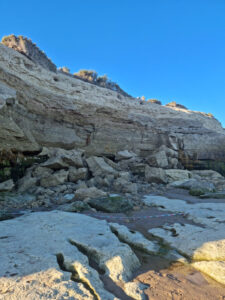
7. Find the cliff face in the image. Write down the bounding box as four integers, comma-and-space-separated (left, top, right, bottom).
0, 43, 225, 178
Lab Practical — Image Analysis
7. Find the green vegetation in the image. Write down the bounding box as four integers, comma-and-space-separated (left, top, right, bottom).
189, 189, 205, 196
0, 150, 47, 183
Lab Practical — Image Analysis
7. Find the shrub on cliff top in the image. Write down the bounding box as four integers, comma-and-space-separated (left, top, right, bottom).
58, 66, 70, 73
74, 70, 98, 82
166, 101, 187, 110
74, 69, 130, 96
147, 99, 162, 105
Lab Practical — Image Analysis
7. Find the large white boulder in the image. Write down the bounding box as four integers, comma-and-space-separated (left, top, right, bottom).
145, 166, 168, 184
86, 156, 117, 177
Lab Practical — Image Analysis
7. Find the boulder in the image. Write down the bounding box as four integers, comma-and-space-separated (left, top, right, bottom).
146, 145, 179, 169
59, 149, 84, 168
146, 149, 169, 168
41, 148, 84, 170
88, 195, 133, 213
41, 156, 68, 170
115, 150, 136, 161
86, 156, 117, 177
60, 201, 91, 212
145, 166, 168, 183
68, 167, 87, 183
191, 170, 224, 180
129, 163, 147, 176
0, 193, 37, 210
113, 177, 138, 194
117, 171, 131, 181
32, 166, 53, 178
168, 157, 179, 168
165, 169, 191, 182
104, 157, 121, 171
0, 179, 14, 192
40, 170, 68, 187
170, 179, 215, 192
75, 187, 107, 201
17, 174, 38, 193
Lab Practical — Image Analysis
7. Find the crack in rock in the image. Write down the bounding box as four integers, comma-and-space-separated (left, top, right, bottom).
109, 222, 160, 255
56, 252, 101, 300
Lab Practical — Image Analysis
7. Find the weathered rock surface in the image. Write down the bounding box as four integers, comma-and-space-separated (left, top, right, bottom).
60, 201, 91, 212
113, 177, 138, 194
191, 261, 225, 285
115, 150, 136, 161
86, 156, 117, 177
68, 167, 87, 182
124, 282, 148, 300
0, 211, 142, 299
170, 179, 215, 192
165, 169, 191, 182
143, 195, 225, 226
88, 195, 133, 213
145, 195, 225, 284
145, 166, 168, 184
74, 187, 107, 201
0, 179, 14, 191
0, 42, 225, 178
149, 223, 225, 261
40, 170, 68, 188
0, 269, 95, 300
110, 222, 159, 254
41, 148, 84, 169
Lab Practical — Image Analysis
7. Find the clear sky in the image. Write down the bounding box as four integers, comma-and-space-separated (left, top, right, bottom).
0, 0, 224, 127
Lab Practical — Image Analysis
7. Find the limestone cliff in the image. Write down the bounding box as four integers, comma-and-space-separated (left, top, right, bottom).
0, 42, 225, 180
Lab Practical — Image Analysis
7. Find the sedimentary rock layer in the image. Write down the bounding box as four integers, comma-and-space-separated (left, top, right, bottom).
0, 43, 225, 173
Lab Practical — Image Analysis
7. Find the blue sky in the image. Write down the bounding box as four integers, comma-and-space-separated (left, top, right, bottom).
0, 0, 224, 126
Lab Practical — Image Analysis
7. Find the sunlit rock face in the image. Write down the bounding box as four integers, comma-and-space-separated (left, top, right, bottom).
0, 41, 225, 177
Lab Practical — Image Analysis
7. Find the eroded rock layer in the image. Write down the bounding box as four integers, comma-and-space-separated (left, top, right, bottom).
0, 42, 225, 182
